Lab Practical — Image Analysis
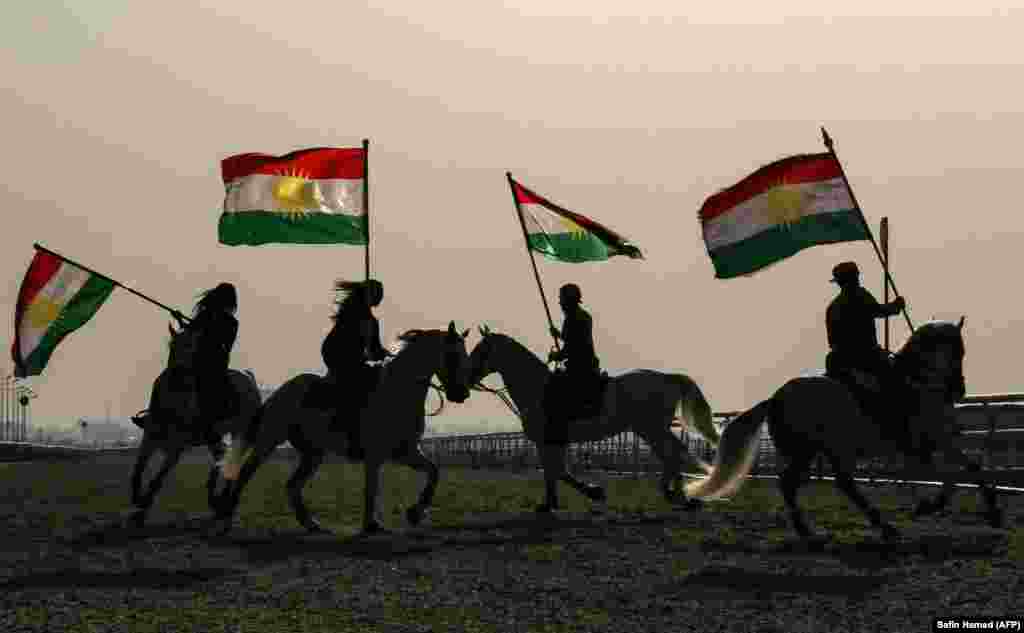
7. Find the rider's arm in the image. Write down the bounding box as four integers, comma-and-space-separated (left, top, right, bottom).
365, 316, 390, 361
860, 288, 902, 318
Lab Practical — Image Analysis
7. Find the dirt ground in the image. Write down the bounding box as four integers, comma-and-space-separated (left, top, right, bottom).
1, 451, 1021, 632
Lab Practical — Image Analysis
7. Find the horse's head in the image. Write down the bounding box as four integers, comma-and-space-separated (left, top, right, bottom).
397, 322, 471, 404
439, 321, 471, 403
896, 316, 966, 402
469, 324, 500, 386
166, 322, 199, 371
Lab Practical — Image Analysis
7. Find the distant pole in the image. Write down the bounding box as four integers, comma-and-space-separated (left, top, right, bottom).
881, 217, 890, 352
362, 138, 371, 281
821, 128, 913, 333
506, 172, 561, 352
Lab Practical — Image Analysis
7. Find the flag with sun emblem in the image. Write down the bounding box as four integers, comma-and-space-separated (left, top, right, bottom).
12, 249, 116, 377
698, 152, 869, 279
218, 147, 367, 246
510, 178, 643, 263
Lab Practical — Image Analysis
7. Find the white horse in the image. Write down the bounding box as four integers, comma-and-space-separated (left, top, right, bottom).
215, 323, 472, 536
468, 325, 720, 512
686, 319, 1004, 542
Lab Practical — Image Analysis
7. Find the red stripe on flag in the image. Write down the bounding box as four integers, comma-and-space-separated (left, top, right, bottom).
11, 250, 62, 371
512, 178, 635, 245
222, 147, 366, 182
699, 153, 842, 223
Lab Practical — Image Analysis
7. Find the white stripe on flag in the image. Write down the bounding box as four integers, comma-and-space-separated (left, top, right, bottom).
223, 174, 365, 216
18, 262, 92, 359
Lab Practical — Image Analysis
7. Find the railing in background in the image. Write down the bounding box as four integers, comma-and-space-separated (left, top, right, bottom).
419, 394, 1024, 480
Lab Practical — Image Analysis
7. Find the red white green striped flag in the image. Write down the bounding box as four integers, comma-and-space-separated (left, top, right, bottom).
219, 147, 367, 246
698, 153, 870, 279
511, 178, 643, 263
11, 249, 116, 377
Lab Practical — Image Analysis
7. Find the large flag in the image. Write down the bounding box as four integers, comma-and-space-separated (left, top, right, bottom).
698, 152, 870, 279
511, 178, 643, 262
219, 147, 367, 246
12, 249, 116, 378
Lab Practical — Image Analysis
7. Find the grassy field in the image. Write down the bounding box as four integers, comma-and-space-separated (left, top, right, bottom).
1, 450, 1022, 632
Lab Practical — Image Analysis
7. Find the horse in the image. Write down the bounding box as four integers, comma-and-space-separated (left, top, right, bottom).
126, 321, 262, 527
467, 325, 720, 512
214, 322, 472, 536
686, 318, 1004, 542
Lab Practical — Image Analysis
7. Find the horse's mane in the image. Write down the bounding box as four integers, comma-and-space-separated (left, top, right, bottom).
897, 320, 964, 357
392, 328, 444, 357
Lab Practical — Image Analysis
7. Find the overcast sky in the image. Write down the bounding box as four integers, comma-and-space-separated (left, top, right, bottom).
3, 2, 1023, 432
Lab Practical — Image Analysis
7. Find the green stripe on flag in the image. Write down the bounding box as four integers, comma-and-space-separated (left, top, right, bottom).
20, 275, 116, 376
709, 210, 868, 278
218, 211, 368, 246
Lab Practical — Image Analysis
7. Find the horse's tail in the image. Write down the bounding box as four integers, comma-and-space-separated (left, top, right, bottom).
220, 403, 264, 481
673, 374, 717, 473
684, 398, 771, 499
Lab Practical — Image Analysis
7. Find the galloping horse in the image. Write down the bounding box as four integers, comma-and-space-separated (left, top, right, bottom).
686, 318, 1004, 541
468, 325, 720, 512
215, 322, 472, 536
127, 321, 262, 527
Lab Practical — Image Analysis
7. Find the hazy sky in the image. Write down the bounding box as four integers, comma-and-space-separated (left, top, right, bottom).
3, 2, 1023, 432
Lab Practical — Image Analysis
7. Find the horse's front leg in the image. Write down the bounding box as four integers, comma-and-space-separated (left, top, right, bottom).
206, 439, 228, 514
396, 447, 440, 527
537, 443, 567, 513
130, 435, 158, 507
131, 446, 184, 527
362, 458, 389, 535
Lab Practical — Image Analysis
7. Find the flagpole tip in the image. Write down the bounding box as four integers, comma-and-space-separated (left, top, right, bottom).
820, 126, 833, 149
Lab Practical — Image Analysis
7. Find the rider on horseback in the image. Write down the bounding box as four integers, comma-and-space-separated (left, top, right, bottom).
545, 283, 604, 444
172, 282, 239, 442
321, 279, 391, 455
825, 261, 906, 418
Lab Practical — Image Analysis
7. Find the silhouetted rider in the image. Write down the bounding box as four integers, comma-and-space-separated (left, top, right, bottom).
545, 283, 602, 442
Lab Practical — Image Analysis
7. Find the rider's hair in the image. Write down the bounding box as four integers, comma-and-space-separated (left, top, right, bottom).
194, 282, 237, 316
331, 279, 382, 321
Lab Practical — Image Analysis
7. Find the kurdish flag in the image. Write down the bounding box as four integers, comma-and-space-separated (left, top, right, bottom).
698, 152, 870, 279
219, 147, 367, 246
12, 249, 116, 378
511, 177, 643, 263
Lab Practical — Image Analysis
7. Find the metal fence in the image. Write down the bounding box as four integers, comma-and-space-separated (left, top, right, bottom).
419, 394, 1024, 479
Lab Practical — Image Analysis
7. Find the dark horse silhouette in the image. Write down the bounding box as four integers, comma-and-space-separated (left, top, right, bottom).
687, 318, 1003, 542
127, 321, 261, 527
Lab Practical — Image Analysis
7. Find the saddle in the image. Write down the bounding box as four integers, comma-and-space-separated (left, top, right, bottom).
304, 364, 383, 461
542, 369, 610, 444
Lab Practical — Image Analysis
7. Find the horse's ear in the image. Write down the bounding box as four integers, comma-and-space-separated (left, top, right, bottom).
461, 328, 469, 339
479, 324, 491, 337
447, 321, 457, 335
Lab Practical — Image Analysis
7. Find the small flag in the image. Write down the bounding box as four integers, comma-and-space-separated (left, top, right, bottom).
698, 152, 870, 279
12, 249, 116, 377
511, 178, 642, 263
219, 147, 367, 246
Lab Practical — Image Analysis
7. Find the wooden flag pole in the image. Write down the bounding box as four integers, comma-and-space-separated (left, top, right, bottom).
881, 217, 890, 352
31, 243, 190, 323
821, 127, 914, 333
362, 138, 371, 281
506, 172, 560, 351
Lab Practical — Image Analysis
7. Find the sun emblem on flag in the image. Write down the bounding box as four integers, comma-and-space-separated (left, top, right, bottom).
25, 297, 62, 329
271, 168, 325, 221
764, 179, 808, 230
558, 214, 588, 240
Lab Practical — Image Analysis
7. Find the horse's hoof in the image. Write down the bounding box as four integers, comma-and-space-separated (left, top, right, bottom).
880, 524, 902, 541
207, 518, 234, 538
535, 504, 559, 514
677, 498, 703, 512
798, 533, 829, 551
586, 486, 608, 504
589, 501, 609, 516
304, 520, 332, 535
127, 509, 148, 529
360, 522, 391, 537
984, 507, 1005, 529
406, 506, 430, 527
